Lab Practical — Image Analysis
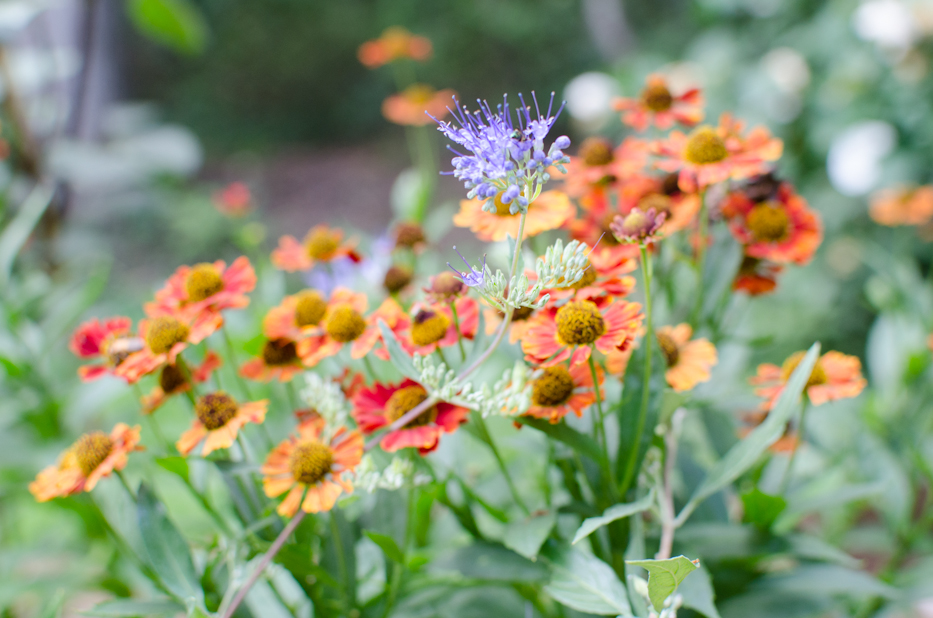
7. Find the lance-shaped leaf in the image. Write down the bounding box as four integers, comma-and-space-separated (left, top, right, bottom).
504, 511, 556, 561
627, 555, 700, 611
377, 319, 420, 381
544, 546, 632, 616
572, 490, 655, 545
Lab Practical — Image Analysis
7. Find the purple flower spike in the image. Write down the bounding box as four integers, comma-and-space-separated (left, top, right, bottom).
447, 246, 487, 289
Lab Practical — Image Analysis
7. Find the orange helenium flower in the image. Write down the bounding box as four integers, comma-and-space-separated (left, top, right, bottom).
614, 74, 704, 132
750, 350, 867, 411
722, 183, 822, 265
654, 113, 782, 193
352, 379, 468, 454
146, 257, 256, 322
524, 363, 604, 423
262, 422, 363, 516
522, 297, 644, 367
358, 27, 432, 68
116, 311, 222, 382
297, 288, 381, 367
241, 338, 305, 383
869, 185, 933, 226
177, 392, 268, 456
398, 297, 479, 357
382, 84, 456, 126
453, 190, 574, 242
30, 423, 142, 501
733, 255, 783, 296
142, 351, 222, 413
541, 247, 637, 302
272, 225, 361, 273
656, 324, 717, 392
560, 137, 649, 197
214, 182, 252, 218
70, 317, 143, 383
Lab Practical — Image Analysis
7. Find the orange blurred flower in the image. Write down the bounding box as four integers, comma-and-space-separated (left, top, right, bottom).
654, 113, 782, 193
213, 182, 253, 218
522, 297, 644, 367
733, 255, 783, 296
297, 288, 378, 367
541, 248, 637, 302
722, 183, 822, 265
656, 324, 717, 392
454, 190, 574, 242
524, 363, 603, 424
358, 27, 432, 68
382, 84, 456, 126
352, 379, 468, 454
177, 392, 268, 456
560, 137, 648, 197
614, 74, 704, 132
751, 350, 866, 411
146, 257, 256, 323
30, 423, 142, 502
69, 317, 143, 383
142, 351, 221, 413
262, 421, 362, 516
240, 338, 305, 383
272, 225, 361, 272
869, 185, 933, 226
116, 311, 222, 382
397, 297, 479, 357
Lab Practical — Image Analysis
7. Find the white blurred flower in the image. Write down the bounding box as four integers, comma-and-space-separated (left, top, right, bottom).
563, 72, 619, 129
853, 0, 919, 51
762, 48, 811, 93
827, 121, 896, 196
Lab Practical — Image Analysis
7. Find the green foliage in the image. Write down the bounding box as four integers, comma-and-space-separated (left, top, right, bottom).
627, 556, 699, 612
126, 0, 209, 55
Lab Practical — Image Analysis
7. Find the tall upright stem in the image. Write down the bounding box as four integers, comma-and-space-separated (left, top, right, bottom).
473, 412, 529, 514
657, 409, 685, 560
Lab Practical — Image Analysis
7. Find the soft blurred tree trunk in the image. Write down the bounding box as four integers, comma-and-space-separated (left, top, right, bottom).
581, 0, 635, 61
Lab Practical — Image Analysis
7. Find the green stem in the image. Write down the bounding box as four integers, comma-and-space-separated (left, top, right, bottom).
362, 355, 378, 382
473, 412, 529, 515
175, 356, 199, 405
620, 245, 654, 496
588, 354, 615, 493
286, 380, 300, 411
779, 401, 809, 495
449, 300, 467, 361
435, 345, 449, 368
222, 324, 255, 401
331, 511, 353, 615
691, 190, 708, 326
382, 486, 415, 618
115, 470, 136, 501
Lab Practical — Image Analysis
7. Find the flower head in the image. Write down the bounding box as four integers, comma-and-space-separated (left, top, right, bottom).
394, 221, 427, 250
447, 246, 487, 289
70, 317, 143, 382
613, 74, 704, 132
525, 363, 604, 423
262, 422, 363, 516
656, 324, 717, 392
116, 311, 222, 382
30, 423, 142, 501
869, 185, 933, 226
177, 392, 269, 456
145, 257, 256, 323
398, 297, 478, 356
142, 351, 221, 413
214, 182, 253, 218
454, 190, 574, 242
358, 27, 432, 68
271, 224, 361, 272
352, 379, 469, 454
433, 93, 570, 208
610, 207, 667, 244
424, 271, 467, 303
560, 136, 649, 197
382, 84, 457, 126
751, 350, 866, 411
241, 338, 305, 383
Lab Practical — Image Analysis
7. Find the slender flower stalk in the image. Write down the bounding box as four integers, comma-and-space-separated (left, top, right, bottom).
657, 408, 686, 560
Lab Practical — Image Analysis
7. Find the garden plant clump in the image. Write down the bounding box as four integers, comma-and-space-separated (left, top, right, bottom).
6, 22, 933, 618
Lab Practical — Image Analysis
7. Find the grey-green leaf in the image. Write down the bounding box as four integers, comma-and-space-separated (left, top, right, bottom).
627, 555, 700, 611
83, 599, 184, 617
377, 319, 420, 381
544, 547, 632, 616
572, 491, 655, 545
504, 511, 556, 560
364, 530, 405, 564
678, 565, 721, 618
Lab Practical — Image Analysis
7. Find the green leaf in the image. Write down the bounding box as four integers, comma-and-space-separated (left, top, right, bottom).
517, 417, 602, 462
126, 0, 208, 55
543, 546, 632, 616
462, 306, 487, 368
786, 534, 860, 569
678, 565, 721, 618
155, 456, 190, 484
364, 530, 405, 564
377, 319, 420, 381
751, 564, 897, 599
0, 183, 55, 285
435, 543, 548, 582
503, 511, 556, 561
136, 484, 204, 604
572, 490, 655, 545
627, 555, 700, 611
83, 599, 184, 617
679, 343, 820, 521
741, 488, 786, 530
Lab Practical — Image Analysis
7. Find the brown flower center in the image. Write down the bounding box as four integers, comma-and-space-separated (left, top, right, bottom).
531, 366, 575, 407
146, 317, 190, 355
305, 228, 340, 260
325, 305, 367, 342
746, 203, 790, 243
384, 265, 413, 294
557, 259, 597, 290
555, 300, 607, 346
683, 126, 728, 165
185, 263, 224, 302
638, 193, 673, 216
492, 191, 518, 217
780, 351, 827, 387
429, 272, 466, 298
642, 82, 674, 112
599, 213, 622, 246
578, 137, 615, 167
656, 332, 680, 367
512, 305, 534, 321
289, 441, 334, 485
295, 290, 327, 327
196, 392, 238, 430
395, 222, 426, 248
385, 385, 438, 426
262, 339, 298, 366
159, 364, 188, 394
74, 431, 114, 476
410, 309, 450, 346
